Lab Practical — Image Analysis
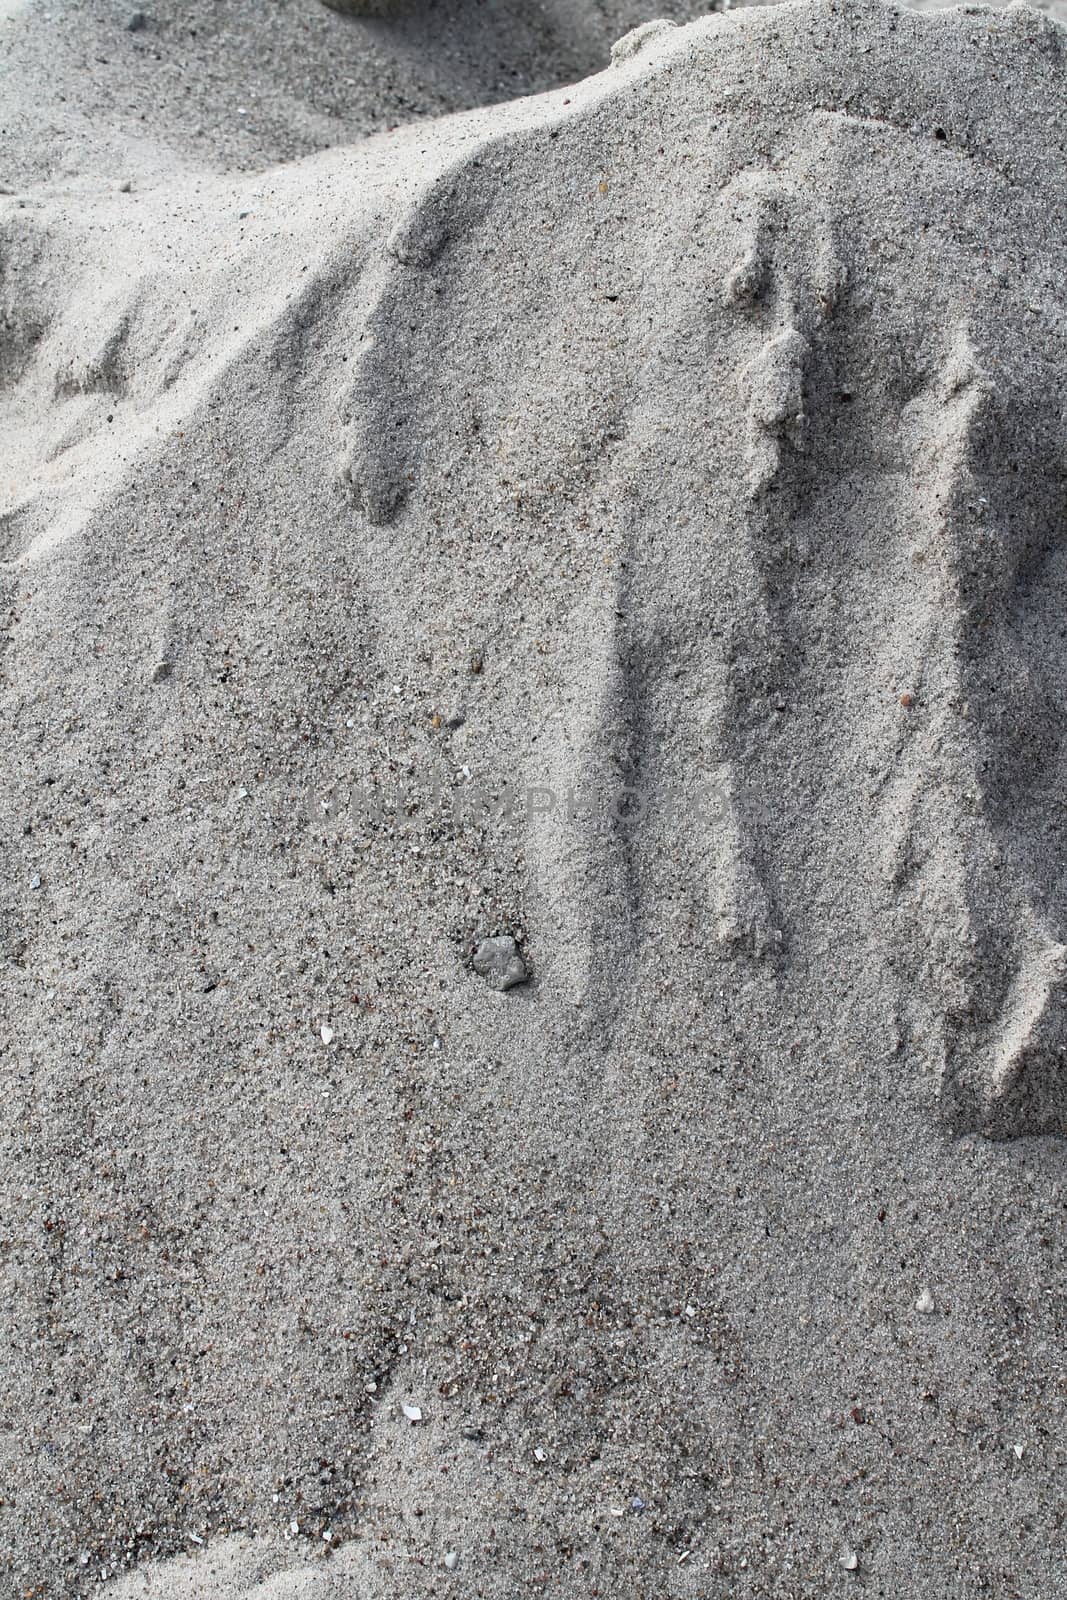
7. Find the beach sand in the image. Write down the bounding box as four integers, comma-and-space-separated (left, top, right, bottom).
2, 1, 1067, 1595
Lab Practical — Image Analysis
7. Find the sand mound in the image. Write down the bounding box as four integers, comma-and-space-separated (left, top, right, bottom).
3, 1, 1067, 1596
0, 0, 737, 186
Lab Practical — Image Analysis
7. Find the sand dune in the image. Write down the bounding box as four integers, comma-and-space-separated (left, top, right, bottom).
3, 1, 1067, 1596
0, 0, 750, 185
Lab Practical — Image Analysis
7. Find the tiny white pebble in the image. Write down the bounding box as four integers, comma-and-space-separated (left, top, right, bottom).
402, 1403, 423, 1422
290, 1520, 299, 1535
365, 1380, 378, 1394
533, 1447, 547, 1462
915, 1287, 936, 1314
840, 1548, 859, 1571
320, 1024, 334, 1045
1013, 1443, 1025, 1460
323, 1529, 333, 1542
444, 1551, 459, 1571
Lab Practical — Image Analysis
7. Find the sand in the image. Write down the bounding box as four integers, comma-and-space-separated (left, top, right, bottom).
0, 0, 746, 187
3, 0, 1067, 1596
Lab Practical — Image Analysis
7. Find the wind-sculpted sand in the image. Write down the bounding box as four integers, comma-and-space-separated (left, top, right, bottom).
2, 2, 1067, 1597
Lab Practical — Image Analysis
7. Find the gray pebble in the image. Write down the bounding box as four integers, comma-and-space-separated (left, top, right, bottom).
472, 935, 529, 992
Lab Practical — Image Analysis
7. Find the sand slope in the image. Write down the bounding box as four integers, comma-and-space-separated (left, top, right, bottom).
0, 0, 737, 186
2, 1, 1067, 1596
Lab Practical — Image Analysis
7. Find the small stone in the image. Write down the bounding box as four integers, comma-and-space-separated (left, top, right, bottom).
30, 874, 41, 890
320, 1024, 334, 1045
1013, 1443, 1025, 1460
915, 1287, 936, 1314
402, 1403, 423, 1423
472, 935, 529, 992
840, 1548, 859, 1571
127, 10, 147, 29
533, 1447, 547, 1462
443, 1551, 459, 1572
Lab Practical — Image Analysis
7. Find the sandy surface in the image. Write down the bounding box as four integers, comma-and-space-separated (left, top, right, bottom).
3, 0, 1067, 1597
0, 0, 737, 185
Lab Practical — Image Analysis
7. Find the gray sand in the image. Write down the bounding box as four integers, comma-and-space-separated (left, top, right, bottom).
2, 1, 1067, 1597
0, 0, 732, 186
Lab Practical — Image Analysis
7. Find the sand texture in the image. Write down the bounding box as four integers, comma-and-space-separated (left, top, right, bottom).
3, 0, 1067, 1596
0, 0, 738, 186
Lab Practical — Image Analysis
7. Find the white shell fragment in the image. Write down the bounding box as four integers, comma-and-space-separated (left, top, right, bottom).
320, 1024, 334, 1045
915, 1287, 936, 1314
402, 1403, 423, 1422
